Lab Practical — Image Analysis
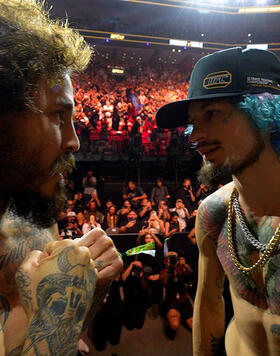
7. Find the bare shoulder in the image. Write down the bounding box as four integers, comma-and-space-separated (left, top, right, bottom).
196, 182, 233, 245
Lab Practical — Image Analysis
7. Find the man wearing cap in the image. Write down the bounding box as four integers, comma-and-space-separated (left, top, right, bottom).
156, 47, 280, 355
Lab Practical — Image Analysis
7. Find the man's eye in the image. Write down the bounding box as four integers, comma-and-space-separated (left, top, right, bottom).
55, 112, 65, 125
206, 110, 217, 118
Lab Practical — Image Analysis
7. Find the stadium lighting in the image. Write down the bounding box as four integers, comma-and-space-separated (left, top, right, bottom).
190, 41, 203, 48
169, 39, 187, 47
246, 43, 268, 50
257, 0, 267, 4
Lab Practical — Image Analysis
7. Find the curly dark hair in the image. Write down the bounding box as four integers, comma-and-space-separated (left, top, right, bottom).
0, 0, 92, 117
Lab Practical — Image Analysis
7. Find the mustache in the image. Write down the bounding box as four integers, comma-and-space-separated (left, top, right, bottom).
49, 153, 76, 177
197, 141, 221, 149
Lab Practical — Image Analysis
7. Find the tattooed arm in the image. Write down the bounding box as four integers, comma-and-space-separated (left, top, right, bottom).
193, 197, 226, 356
16, 239, 97, 356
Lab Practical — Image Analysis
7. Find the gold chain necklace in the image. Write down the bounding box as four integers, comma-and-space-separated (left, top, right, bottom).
228, 187, 280, 274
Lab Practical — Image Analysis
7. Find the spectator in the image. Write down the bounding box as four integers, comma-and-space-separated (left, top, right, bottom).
160, 251, 193, 338
138, 198, 153, 223
151, 178, 170, 207
141, 210, 165, 235
76, 211, 85, 231
170, 198, 190, 232
103, 205, 119, 234
117, 199, 132, 227
60, 212, 83, 239
165, 212, 182, 237
176, 178, 196, 213
74, 192, 84, 212
119, 210, 143, 233
82, 214, 101, 234
137, 232, 164, 310
157, 199, 171, 223
89, 189, 102, 208
82, 170, 97, 203
121, 260, 147, 330
195, 184, 211, 201
122, 180, 147, 208
87, 200, 104, 224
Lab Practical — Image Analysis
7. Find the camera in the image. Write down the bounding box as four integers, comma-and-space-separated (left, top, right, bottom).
168, 255, 178, 265
132, 265, 143, 277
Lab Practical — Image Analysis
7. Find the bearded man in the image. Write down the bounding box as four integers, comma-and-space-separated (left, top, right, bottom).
157, 47, 280, 356
0, 1, 122, 355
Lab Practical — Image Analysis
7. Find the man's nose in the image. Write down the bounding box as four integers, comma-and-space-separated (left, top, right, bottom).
62, 121, 80, 152
189, 123, 207, 143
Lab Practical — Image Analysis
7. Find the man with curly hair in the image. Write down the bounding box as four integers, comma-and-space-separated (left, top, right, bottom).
0, 1, 123, 355
157, 47, 280, 355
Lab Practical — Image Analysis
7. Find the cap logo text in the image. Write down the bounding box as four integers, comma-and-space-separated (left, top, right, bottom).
203, 71, 232, 89
247, 76, 280, 91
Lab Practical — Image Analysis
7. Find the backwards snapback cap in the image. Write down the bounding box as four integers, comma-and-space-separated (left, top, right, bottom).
156, 47, 280, 129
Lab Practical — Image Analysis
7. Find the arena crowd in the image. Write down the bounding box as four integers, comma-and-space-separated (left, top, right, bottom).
72, 64, 195, 158
61, 63, 225, 349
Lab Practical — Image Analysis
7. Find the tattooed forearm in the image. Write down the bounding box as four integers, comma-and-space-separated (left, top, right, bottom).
210, 333, 224, 356
20, 246, 97, 356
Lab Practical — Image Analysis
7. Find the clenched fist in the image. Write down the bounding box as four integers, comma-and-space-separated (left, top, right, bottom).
16, 239, 97, 356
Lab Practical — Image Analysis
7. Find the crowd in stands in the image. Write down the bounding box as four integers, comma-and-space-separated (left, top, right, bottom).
59, 172, 216, 240
60, 170, 222, 348
67, 61, 221, 348
73, 64, 196, 158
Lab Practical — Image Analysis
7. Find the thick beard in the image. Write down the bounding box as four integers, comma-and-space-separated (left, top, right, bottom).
0, 146, 74, 228
0, 119, 75, 227
6, 180, 67, 228
198, 130, 265, 188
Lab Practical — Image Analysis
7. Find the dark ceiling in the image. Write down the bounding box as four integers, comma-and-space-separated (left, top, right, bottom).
46, 0, 280, 67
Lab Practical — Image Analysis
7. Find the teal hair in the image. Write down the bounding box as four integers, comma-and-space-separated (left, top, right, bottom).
237, 93, 280, 155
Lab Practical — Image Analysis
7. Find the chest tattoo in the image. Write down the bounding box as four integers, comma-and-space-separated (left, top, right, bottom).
217, 217, 280, 314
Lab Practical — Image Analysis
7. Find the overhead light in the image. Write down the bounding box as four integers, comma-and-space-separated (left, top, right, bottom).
189, 41, 203, 48
170, 39, 187, 47
246, 43, 268, 50
239, 5, 280, 13
110, 33, 125, 40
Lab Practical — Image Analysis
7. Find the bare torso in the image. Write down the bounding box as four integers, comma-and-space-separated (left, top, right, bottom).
0, 212, 57, 355
204, 183, 280, 355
